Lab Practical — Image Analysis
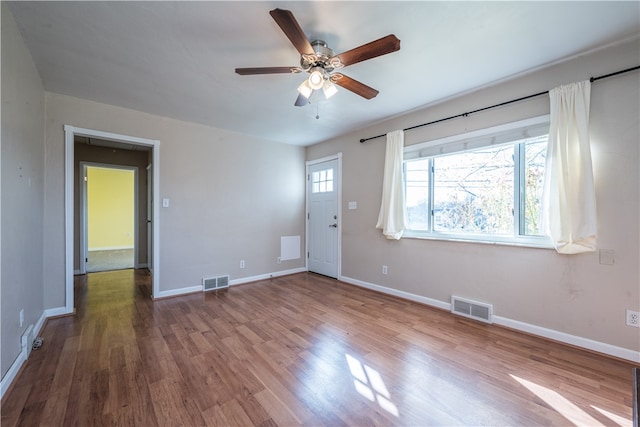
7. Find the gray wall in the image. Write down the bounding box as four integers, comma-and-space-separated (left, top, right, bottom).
1, 4, 46, 378
43, 92, 306, 302
307, 38, 640, 353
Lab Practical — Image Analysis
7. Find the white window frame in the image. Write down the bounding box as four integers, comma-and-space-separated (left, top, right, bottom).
403, 116, 553, 249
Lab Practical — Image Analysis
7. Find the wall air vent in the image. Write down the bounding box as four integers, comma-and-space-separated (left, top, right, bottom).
451, 295, 493, 324
203, 275, 230, 292
21, 325, 35, 358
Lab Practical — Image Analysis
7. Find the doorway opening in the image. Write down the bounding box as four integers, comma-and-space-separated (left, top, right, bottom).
64, 125, 160, 314
81, 163, 137, 273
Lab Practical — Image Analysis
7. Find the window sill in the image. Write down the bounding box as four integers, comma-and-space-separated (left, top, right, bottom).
402, 230, 554, 250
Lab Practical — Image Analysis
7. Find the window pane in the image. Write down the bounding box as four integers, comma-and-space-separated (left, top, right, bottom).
524, 136, 547, 236
311, 168, 335, 193
405, 159, 430, 230
433, 146, 514, 234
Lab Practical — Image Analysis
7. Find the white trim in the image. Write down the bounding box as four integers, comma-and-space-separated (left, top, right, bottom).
229, 267, 307, 286
64, 127, 74, 312
156, 285, 203, 299
340, 275, 640, 363
1, 351, 26, 399
402, 230, 554, 249
156, 267, 308, 299
88, 246, 135, 251
44, 306, 73, 318
34, 311, 47, 336
305, 153, 342, 278
405, 114, 550, 156
79, 162, 87, 274
1, 310, 50, 399
64, 125, 160, 305
493, 316, 640, 364
80, 162, 139, 272
340, 275, 451, 310
306, 152, 343, 167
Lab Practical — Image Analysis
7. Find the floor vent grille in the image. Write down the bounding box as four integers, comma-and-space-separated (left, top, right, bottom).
203, 275, 230, 292
451, 296, 493, 324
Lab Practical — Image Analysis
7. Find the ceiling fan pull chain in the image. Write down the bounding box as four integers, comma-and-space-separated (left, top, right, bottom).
316, 102, 320, 120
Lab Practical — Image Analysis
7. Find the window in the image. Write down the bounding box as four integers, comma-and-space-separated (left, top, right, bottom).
311, 168, 334, 193
403, 116, 551, 247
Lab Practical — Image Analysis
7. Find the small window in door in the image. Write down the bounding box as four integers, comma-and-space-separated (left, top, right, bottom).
311, 168, 334, 193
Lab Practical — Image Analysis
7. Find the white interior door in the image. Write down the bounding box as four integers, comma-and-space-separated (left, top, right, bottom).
308, 158, 339, 278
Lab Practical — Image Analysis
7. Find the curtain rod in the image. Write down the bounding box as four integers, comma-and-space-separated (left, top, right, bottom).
359, 65, 640, 143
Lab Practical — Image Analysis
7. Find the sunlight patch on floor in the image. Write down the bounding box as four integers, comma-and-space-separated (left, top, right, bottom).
510, 374, 605, 426
591, 405, 632, 427
346, 353, 399, 417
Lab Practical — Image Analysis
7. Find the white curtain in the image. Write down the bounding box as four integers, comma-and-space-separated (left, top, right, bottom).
376, 130, 407, 240
542, 80, 597, 254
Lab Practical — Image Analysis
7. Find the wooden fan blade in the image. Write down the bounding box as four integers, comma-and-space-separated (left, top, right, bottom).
269, 8, 314, 56
332, 74, 379, 99
336, 35, 400, 67
235, 67, 300, 75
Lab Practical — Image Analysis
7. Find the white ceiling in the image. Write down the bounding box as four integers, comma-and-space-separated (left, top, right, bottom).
8, 1, 640, 146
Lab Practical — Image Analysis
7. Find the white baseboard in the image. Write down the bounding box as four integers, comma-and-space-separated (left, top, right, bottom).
229, 267, 307, 287
493, 316, 640, 363
340, 275, 451, 310
155, 267, 308, 299
0, 307, 65, 400
88, 246, 134, 251
0, 349, 26, 399
156, 285, 202, 299
340, 275, 639, 363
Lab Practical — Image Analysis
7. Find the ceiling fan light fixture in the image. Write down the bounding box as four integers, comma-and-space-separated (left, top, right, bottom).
297, 80, 313, 99
322, 79, 338, 99
308, 67, 325, 90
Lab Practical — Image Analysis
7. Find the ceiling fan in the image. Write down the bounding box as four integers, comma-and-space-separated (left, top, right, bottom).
235, 8, 401, 107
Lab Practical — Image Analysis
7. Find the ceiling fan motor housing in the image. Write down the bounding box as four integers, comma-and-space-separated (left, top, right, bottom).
300, 40, 342, 73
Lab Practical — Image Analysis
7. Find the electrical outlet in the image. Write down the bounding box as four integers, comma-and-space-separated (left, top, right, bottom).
626, 310, 640, 327
382, 265, 388, 275
240, 260, 245, 269
277, 257, 281, 264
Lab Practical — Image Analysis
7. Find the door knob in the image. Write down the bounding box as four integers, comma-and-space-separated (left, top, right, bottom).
329, 223, 337, 228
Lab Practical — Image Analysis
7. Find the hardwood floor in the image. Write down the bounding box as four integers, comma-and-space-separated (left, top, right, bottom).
2, 270, 636, 426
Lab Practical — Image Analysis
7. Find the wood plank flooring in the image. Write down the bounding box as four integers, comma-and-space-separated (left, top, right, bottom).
1, 270, 636, 426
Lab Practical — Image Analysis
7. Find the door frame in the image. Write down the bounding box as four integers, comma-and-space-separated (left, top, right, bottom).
64, 125, 161, 312
146, 164, 153, 273
305, 153, 342, 279
79, 162, 139, 274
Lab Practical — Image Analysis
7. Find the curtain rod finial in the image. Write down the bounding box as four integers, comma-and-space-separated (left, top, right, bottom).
359, 138, 366, 143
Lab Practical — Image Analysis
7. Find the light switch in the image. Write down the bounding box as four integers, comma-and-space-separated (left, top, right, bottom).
162, 198, 170, 208
348, 201, 357, 210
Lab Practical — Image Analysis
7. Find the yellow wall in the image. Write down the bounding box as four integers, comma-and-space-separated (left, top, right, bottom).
87, 166, 135, 250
